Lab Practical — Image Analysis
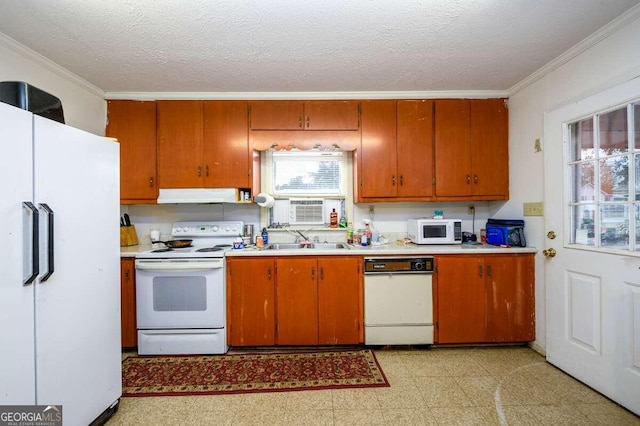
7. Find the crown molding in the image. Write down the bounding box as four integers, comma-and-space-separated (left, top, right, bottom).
507, 3, 640, 97
0, 32, 105, 98
104, 89, 508, 100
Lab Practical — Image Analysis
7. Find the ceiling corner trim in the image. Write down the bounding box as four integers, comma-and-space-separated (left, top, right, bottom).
507, 3, 640, 97
104, 90, 509, 101
0, 32, 105, 99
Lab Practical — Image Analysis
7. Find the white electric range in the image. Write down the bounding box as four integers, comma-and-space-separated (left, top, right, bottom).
135, 221, 243, 355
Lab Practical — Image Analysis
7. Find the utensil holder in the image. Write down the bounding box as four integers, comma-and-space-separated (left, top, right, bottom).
120, 225, 139, 247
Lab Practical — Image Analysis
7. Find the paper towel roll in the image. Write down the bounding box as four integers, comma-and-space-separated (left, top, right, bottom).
255, 193, 275, 208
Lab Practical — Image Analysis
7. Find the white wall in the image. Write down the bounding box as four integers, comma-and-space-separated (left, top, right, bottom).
504, 14, 640, 353
0, 35, 106, 135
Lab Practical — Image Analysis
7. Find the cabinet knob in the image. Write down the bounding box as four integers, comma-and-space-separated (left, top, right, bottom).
392, 175, 396, 186
298, 116, 303, 128
205, 165, 209, 177
306, 116, 310, 128
466, 174, 471, 184
478, 264, 483, 278
267, 267, 272, 279
197, 166, 202, 177
400, 175, 404, 186
487, 264, 492, 278
149, 177, 154, 187
474, 174, 478, 184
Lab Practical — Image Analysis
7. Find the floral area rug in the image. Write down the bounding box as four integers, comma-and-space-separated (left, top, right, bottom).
122, 349, 389, 397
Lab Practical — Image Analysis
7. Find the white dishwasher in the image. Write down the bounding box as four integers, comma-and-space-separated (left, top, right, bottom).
364, 257, 434, 345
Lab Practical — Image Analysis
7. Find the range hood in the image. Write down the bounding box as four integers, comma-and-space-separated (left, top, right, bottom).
157, 188, 238, 204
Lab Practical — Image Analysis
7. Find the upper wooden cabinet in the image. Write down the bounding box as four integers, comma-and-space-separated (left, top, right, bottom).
249, 100, 359, 130
106, 100, 157, 204
357, 100, 434, 200
358, 100, 397, 198
156, 100, 204, 188
434, 99, 509, 199
203, 101, 250, 188
156, 100, 251, 190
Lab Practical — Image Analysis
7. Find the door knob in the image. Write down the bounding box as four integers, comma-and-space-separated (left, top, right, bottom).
547, 231, 557, 239
543, 248, 557, 258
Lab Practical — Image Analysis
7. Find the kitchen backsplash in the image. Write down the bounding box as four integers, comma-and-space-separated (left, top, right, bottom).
121, 201, 504, 244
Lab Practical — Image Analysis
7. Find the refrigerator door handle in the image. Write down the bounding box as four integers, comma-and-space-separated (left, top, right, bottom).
39, 203, 55, 282
22, 201, 39, 285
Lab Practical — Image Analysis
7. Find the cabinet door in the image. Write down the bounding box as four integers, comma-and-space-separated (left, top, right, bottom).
359, 100, 397, 198
120, 258, 137, 348
434, 99, 471, 197
250, 100, 304, 130
436, 255, 486, 343
397, 100, 434, 198
226, 257, 276, 346
470, 99, 509, 197
106, 100, 157, 203
203, 101, 250, 188
304, 101, 359, 130
276, 258, 318, 345
485, 254, 535, 342
318, 257, 362, 344
157, 100, 204, 188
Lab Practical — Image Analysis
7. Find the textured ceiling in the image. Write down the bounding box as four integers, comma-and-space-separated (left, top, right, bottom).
0, 0, 639, 94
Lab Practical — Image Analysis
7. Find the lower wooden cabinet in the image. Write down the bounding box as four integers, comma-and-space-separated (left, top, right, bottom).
436, 254, 535, 344
120, 258, 137, 348
226, 256, 362, 346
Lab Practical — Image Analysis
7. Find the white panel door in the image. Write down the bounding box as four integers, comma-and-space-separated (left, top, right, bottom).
544, 77, 640, 415
0, 102, 36, 403
33, 116, 121, 425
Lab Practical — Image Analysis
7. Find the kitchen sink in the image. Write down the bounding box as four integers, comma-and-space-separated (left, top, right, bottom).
264, 242, 349, 250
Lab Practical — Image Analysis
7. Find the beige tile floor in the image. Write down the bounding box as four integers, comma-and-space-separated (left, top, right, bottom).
108, 346, 640, 425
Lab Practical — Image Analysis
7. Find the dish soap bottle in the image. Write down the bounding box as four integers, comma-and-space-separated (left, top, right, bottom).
261, 227, 269, 244
329, 208, 338, 228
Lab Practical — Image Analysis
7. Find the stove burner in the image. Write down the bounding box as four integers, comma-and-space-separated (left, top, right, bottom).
151, 248, 173, 253
196, 247, 224, 252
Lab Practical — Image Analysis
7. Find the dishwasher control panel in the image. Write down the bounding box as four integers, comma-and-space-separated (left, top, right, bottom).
364, 257, 434, 274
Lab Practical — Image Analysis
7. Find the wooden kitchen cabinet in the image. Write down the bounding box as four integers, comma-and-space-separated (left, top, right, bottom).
436, 254, 534, 344
203, 101, 251, 188
275, 257, 319, 345
120, 258, 137, 348
317, 257, 363, 344
226, 257, 276, 346
156, 100, 204, 188
358, 100, 397, 198
357, 100, 434, 200
434, 98, 509, 200
226, 255, 363, 346
249, 100, 359, 130
106, 100, 157, 204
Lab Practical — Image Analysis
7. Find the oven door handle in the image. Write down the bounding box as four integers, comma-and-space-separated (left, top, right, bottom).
135, 259, 224, 271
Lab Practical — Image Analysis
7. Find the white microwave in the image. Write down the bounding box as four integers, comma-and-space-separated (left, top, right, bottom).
407, 218, 462, 245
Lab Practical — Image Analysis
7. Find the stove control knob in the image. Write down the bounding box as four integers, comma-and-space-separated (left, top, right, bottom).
212, 226, 219, 232
414, 262, 424, 271
225, 226, 231, 231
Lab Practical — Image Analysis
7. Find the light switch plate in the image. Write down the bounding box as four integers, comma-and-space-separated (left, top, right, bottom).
523, 201, 544, 216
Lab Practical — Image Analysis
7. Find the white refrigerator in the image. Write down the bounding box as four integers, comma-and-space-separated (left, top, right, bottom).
0, 101, 122, 425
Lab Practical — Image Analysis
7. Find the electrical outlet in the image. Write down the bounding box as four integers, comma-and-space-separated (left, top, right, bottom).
369, 205, 374, 218
468, 204, 475, 215
534, 138, 542, 153
523, 201, 544, 216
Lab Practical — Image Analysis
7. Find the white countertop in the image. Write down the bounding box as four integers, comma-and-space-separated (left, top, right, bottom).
121, 242, 537, 258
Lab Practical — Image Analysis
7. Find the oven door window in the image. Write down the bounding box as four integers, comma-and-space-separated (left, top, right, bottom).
153, 276, 207, 311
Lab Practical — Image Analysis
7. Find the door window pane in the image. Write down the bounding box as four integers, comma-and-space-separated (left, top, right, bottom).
635, 103, 640, 150
571, 162, 595, 202
599, 107, 628, 155
572, 205, 595, 246
570, 118, 594, 161
599, 156, 629, 202
600, 204, 629, 249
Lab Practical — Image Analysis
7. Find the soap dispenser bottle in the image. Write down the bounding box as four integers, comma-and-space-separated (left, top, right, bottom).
261, 227, 269, 244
